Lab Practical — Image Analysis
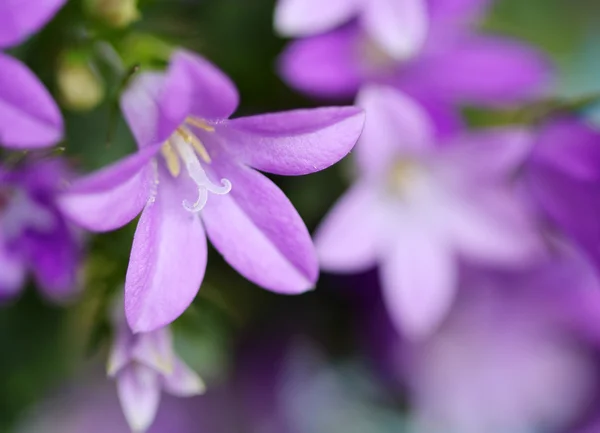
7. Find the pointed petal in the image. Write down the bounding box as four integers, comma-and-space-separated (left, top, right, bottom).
0, 53, 62, 149
439, 128, 535, 179
107, 325, 133, 377
380, 227, 456, 339
125, 174, 207, 333
314, 182, 382, 272
411, 36, 552, 105
274, 0, 357, 36
58, 144, 160, 232
158, 50, 239, 139
202, 162, 317, 294
356, 85, 434, 176
131, 328, 175, 375
361, 0, 428, 60
120, 72, 167, 148
278, 26, 364, 99
162, 358, 206, 397
116, 365, 162, 433
225, 107, 364, 175
0, 0, 67, 48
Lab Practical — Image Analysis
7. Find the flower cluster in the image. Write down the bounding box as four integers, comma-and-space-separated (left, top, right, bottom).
4, 1, 600, 433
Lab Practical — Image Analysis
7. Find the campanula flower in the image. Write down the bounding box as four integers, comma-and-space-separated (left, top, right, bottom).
278, 0, 550, 132
274, 0, 428, 60
59, 50, 365, 333
315, 85, 539, 338
0, 159, 81, 300
398, 252, 599, 433
0, 0, 65, 148
108, 309, 205, 433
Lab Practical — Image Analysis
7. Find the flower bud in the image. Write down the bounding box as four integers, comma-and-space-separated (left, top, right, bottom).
86, 0, 140, 28
57, 52, 105, 112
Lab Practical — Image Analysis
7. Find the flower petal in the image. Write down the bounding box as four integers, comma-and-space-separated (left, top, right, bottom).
314, 182, 382, 272
356, 85, 434, 176
361, 0, 428, 60
120, 72, 166, 148
162, 358, 206, 397
125, 174, 207, 333
131, 328, 175, 375
428, 0, 491, 27
58, 144, 160, 232
403, 35, 552, 105
116, 365, 162, 433
0, 241, 26, 298
380, 225, 456, 339
278, 26, 364, 99
158, 50, 239, 139
439, 128, 535, 179
0, 53, 63, 149
202, 162, 317, 294
274, 0, 357, 36
0, 0, 66, 48
532, 117, 600, 181
225, 107, 364, 176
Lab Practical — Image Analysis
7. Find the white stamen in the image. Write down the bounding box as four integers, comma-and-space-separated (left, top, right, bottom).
170, 133, 231, 213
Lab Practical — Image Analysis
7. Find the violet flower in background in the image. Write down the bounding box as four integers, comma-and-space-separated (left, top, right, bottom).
0, 0, 65, 149
108, 307, 205, 432
278, 0, 550, 133
393, 251, 600, 433
274, 0, 428, 61
0, 159, 81, 300
315, 85, 539, 338
59, 49, 365, 333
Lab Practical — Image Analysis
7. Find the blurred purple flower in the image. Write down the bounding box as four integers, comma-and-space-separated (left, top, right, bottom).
524, 116, 600, 273
0, 159, 81, 300
315, 85, 539, 338
278, 0, 551, 132
397, 250, 600, 433
108, 309, 205, 433
0, 0, 65, 149
59, 49, 365, 333
274, 0, 428, 60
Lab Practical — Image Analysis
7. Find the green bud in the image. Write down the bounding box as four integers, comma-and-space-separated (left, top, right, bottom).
57, 52, 105, 112
86, 0, 140, 28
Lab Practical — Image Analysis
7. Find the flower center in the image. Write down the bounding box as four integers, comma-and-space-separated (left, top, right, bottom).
388, 159, 420, 195
160, 117, 231, 213
357, 37, 398, 75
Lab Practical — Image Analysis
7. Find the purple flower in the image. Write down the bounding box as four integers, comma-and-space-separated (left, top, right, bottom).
396, 251, 599, 433
59, 50, 365, 333
278, 0, 550, 131
524, 116, 600, 274
108, 309, 205, 433
315, 85, 539, 338
274, 0, 428, 60
0, 159, 81, 300
0, 0, 65, 148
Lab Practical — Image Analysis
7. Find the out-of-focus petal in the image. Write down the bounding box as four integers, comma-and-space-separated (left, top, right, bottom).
0, 53, 63, 149
274, 0, 357, 37
120, 72, 166, 148
314, 182, 382, 272
279, 26, 364, 99
0, 241, 26, 298
439, 128, 535, 179
158, 50, 238, 139
58, 144, 161, 232
162, 358, 206, 397
202, 161, 317, 294
116, 365, 161, 433
380, 225, 456, 339
131, 328, 175, 375
532, 117, 600, 181
356, 85, 434, 176
427, 0, 491, 27
225, 107, 364, 175
401, 35, 552, 106
0, 0, 67, 48
125, 174, 207, 333
362, 0, 427, 60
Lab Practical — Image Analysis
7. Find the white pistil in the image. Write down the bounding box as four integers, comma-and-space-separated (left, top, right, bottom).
169, 132, 231, 213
